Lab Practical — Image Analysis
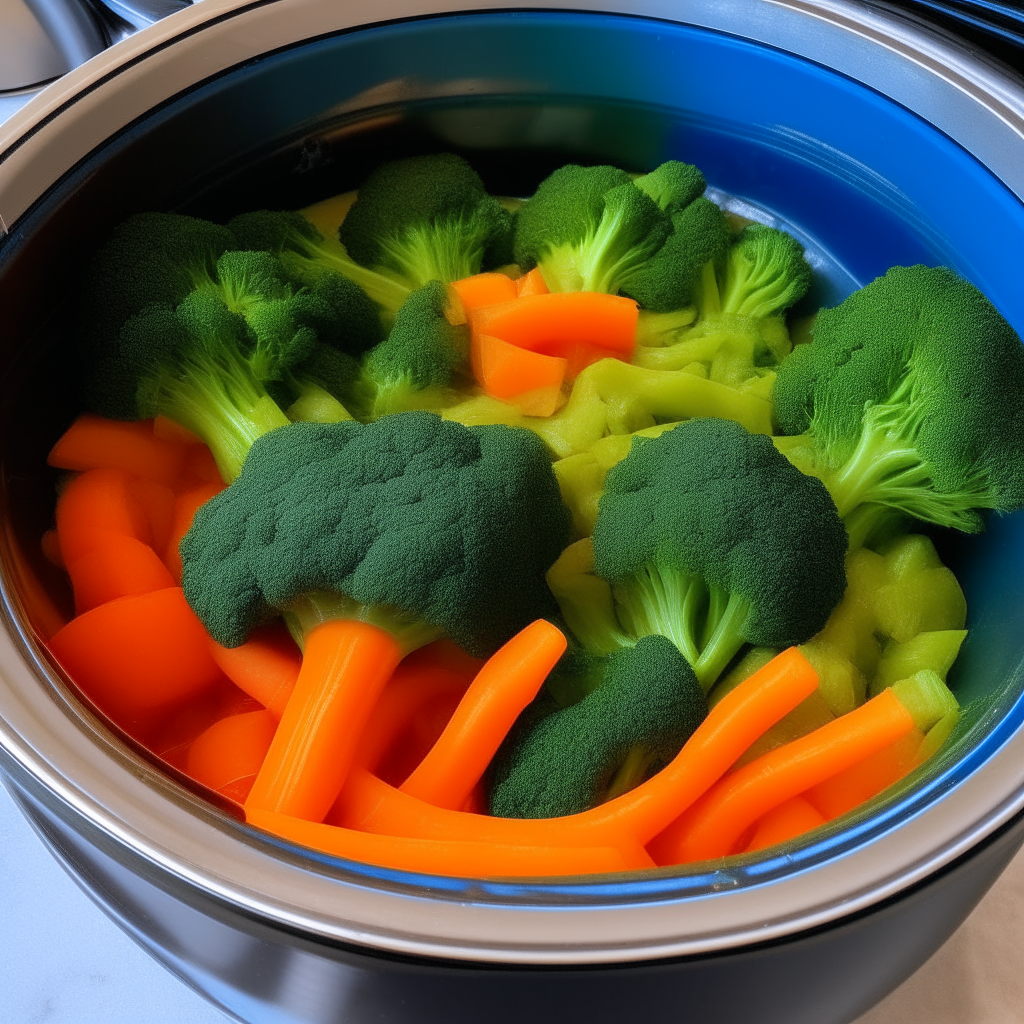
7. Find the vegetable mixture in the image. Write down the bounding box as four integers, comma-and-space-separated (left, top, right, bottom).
36, 151, 1024, 878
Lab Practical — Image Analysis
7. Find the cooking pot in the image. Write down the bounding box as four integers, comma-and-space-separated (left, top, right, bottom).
3, 3, 1024, 1022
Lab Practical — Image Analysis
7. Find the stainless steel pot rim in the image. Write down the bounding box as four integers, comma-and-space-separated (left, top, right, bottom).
2, 0, 1024, 965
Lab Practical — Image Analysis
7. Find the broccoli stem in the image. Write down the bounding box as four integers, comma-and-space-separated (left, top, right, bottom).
823, 389, 991, 533
611, 564, 705, 665
283, 590, 443, 654
157, 356, 291, 482
378, 219, 486, 289
603, 744, 658, 801
281, 244, 410, 321
692, 592, 751, 692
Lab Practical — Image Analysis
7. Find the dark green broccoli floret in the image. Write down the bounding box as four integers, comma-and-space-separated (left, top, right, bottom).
81, 212, 236, 354
363, 281, 469, 419
82, 223, 347, 479
489, 636, 706, 818
773, 265, 1024, 538
229, 209, 410, 321
180, 412, 570, 656
108, 290, 293, 480
513, 163, 670, 296
622, 197, 730, 315
576, 418, 847, 691
338, 153, 513, 289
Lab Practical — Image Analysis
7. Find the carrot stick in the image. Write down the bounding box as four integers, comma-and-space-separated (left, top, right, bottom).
48, 414, 188, 488
187, 709, 278, 801
400, 620, 566, 810
208, 622, 302, 718
335, 647, 819, 849
56, 468, 153, 564
516, 267, 548, 297
469, 293, 639, 358
245, 619, 404, 822
66, 533, 176, 614
450, 272, 518, 321
657, 688, 917, 864
248, 807, 648, 877
744, 796, 827, 853
164, 480, 225, 581
805, 727, 924, 821
48, 587, 224, 727
351, 647, 479, 774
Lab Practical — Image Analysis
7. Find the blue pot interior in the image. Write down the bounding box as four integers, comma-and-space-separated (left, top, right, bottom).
2, 10, 1023, 902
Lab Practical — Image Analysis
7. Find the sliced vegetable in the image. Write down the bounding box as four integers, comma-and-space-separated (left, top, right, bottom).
66, 533, 176, 614
208, 622, 302, 718
187, 708, 279, 802
653, 688, 917, 864
48, 414, 188, 488
401, 619, 567, 810
48, 587, 224, 727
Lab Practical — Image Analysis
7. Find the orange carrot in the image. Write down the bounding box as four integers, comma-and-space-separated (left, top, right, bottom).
48, 414, 188, 488
469, 292, 638, 360
400, 620, 566, 810
187, 709, 278, 802
48, 587, 224, 728
56, 468, 152, 564
152, 415, 202, 446
335, 648, 819, 849
208, 622, 302, 718
351, 643, 480, 776
471, 333, 568, 412
164, 480, 225, 581
805, 727, 924, 821
657, 688, 917, 864
179, 445, 224, 488
515, 267, 548, 297
66, 533, 175, 614
744, 796, 827, 853
149, 679, 260, 768
248, 807, 647, 877
450, 272, 518, 321
245, 619, 405, 822
129, 478, 176, 555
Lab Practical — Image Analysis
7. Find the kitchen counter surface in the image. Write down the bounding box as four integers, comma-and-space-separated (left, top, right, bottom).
2, 779, 1023, 1024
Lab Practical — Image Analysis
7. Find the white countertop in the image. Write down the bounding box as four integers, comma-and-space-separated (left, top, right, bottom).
2, 778, 1023, 1024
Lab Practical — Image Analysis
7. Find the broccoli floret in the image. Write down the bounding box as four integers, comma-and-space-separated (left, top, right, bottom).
229, 209, 410, 322
773, 265, 1024, 536
338, 153, 514, 290
513, 163, 671, 297
632, 161, 708, 215
81, 212, 236, 354
705, 224, 812, 320
82, 232, 342, 479
572, 418, 848, 691
514, 161, 731, 314
634, 224, 810, 391
363, 281, 470, 419
489, 636, 706, 817
621, 197, 731, 314
180, 412, 570, 656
